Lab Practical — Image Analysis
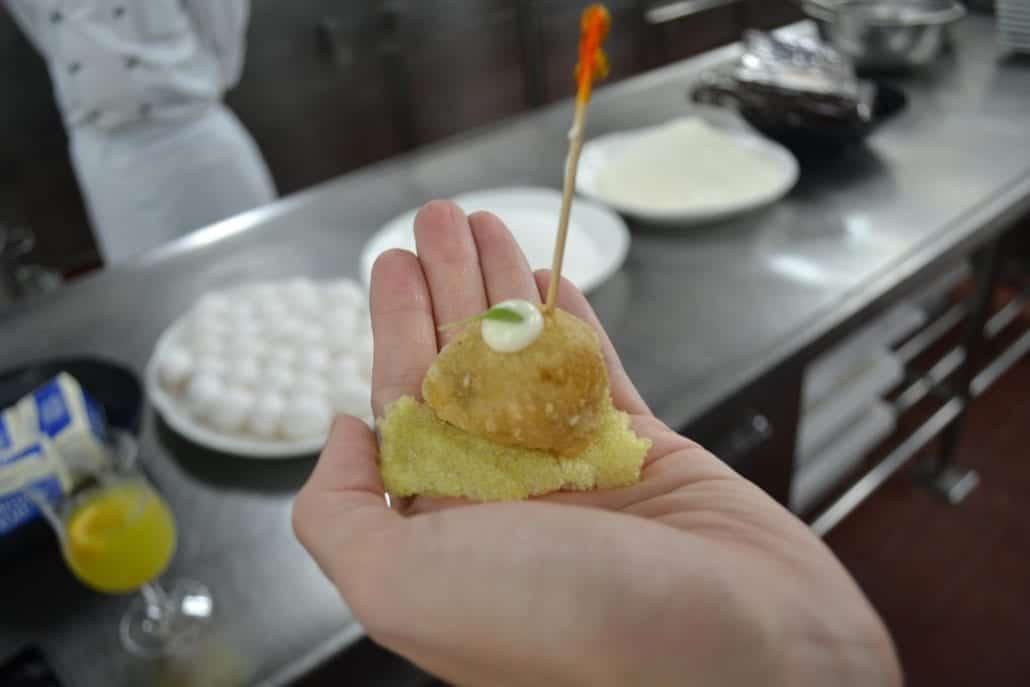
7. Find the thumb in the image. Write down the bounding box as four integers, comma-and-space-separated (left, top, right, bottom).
292, 415, 402, 584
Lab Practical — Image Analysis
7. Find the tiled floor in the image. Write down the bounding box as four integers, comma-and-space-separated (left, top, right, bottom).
827, 355, 1030, 686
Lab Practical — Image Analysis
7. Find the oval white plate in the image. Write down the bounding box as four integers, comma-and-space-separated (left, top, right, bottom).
146, 320, 328, 458
361, 187, 631, 293
578, 118, 799, 226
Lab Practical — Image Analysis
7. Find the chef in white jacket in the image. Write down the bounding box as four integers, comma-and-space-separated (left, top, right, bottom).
5, 0, 276, 263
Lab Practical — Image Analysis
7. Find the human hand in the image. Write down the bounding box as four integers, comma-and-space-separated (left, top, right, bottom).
293, 201, 901, 687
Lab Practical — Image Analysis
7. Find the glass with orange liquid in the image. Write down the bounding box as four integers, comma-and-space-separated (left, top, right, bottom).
29, 434, 213, 657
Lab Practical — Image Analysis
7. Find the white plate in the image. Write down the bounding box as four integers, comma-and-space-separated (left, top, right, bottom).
577, 118, 799, 226
145, 279, 373, 459
361, 187, 630, 294
146, 320, 327, 458
791, 401, 896, 513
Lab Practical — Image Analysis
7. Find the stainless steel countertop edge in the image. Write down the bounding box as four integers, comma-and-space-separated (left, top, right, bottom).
656, 159, 1030, 431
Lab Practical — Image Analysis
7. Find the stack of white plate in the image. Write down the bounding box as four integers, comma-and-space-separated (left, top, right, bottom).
790, 303, 926, 513
998, 1, 1030, 54
362, 188, 630, 293
146, 278, 373, 458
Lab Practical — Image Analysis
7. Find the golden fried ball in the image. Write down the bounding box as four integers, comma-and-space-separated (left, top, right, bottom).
422, 307, 608, 457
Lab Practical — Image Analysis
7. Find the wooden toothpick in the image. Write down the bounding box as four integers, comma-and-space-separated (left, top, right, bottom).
545, 4, 611, 312
546, 100, 589, 311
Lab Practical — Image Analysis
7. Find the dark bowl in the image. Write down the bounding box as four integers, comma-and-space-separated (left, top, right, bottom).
740, 81, 908, 156
0, 357, 143, 433
692, 77, 907, 157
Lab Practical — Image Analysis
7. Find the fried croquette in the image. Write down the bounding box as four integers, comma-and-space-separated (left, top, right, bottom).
423, 307, 608, 457
379, 395, 651, 501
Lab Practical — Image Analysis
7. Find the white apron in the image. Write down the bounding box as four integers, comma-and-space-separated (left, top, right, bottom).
5, 0, 275, 263
70, 105, 275, 263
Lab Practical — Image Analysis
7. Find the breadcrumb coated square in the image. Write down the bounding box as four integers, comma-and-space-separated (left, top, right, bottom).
379, 396, 651, 501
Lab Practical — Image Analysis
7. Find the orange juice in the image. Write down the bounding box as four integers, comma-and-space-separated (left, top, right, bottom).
64, 481, 177, 593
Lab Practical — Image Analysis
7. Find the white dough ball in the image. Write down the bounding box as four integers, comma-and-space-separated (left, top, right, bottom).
297, 347, 331, 374
209, 386, 254, 433
194, 293, 231, 318
264, 347, 296, 369
272, 317, 309, 343
322, 306, 357, 336
194, 355, 230, 378
228, 357, 262, 389
323, 306, 358, 326
230, 316, 263, 338
324, 328, 356, 355
284, 277, 316, 294
329, 356, 362, 383
351, 334, 374, 378
190, 314, 230, 340
158, 347, 194, 390
225, 302, 258, 323
257, 298, 291, 324
250, 283, 281, 303
284, 280, 322, 314
185, 374, 223, 417
296, 374, 330, 397
353, 334, 373, 359
353, 318, 374, 349
330, 378, 370, 416
358, 355, 373, 381
225, 336, 266, 361
293, 323, 325, 347
190, 339, 225, 359
323, 280, 366, 311
248, 392, 286, 438
187, 331, 226, 357
264, 364, 296, 392
281, 395, 332, 439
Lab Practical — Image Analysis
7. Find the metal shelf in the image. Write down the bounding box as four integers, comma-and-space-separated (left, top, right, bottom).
811, 398, 964, 537
971, 329, 1030, 398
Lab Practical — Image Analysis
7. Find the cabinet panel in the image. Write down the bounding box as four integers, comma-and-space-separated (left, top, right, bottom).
387, 0, 532, 146
745, 0, 805, 30
0, 12, 99, 274
685, 364, 804, 506
531, 0, 651, 104
229, 0, 404, 193
646, 0, 747, 63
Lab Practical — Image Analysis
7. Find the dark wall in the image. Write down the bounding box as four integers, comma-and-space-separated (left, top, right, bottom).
225, 0, 402, 194
1, 14, 98, 275
1, 0, 801, 274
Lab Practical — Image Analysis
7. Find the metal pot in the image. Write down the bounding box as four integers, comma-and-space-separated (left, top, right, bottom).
800, 0, 966, 71
1, 225, 33, 305
0, 226, 61, 308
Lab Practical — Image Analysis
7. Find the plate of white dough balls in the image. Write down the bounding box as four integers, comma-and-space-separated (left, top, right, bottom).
145, 278, 373, 458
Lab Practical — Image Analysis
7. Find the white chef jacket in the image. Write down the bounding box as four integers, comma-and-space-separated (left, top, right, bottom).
5, 0, 276, 263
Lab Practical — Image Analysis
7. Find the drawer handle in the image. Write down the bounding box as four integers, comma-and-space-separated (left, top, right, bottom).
711, 412, 772, 464
645, 0, 742, 25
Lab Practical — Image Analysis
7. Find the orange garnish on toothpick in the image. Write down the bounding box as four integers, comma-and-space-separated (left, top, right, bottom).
575, 5, 612, 103
546, 4, 612, 311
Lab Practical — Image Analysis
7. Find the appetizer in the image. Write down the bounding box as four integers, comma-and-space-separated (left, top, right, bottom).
376, 5, 650, 501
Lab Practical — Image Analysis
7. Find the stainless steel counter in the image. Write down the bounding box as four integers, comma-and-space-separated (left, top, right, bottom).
2, 16, 1029, 686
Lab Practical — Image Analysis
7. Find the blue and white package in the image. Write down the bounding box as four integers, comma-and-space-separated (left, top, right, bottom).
0, 407, 32, 456
0, 441, 71, 536
16, 373, 111, 475
0, 373, 113, 538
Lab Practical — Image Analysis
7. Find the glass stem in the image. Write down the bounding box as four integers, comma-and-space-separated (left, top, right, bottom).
141, 581, 173, 636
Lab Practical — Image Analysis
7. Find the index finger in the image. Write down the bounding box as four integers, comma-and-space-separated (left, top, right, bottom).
370, 249, 437, 418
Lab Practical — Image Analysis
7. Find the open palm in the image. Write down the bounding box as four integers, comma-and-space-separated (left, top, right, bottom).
293, 200, 900, 687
